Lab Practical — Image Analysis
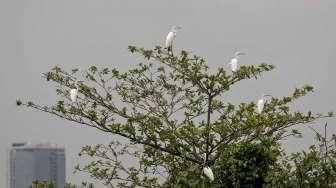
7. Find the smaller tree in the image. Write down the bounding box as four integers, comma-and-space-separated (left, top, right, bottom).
266, 123, 336, 187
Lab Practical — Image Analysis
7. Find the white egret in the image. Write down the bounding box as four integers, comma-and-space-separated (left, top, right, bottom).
201, 153, 214, 181
165, 26, 182, 52
203, 166, 214, 181
257, 94, 272, 114
229, 52, 245, 72
70, 88, 78, 102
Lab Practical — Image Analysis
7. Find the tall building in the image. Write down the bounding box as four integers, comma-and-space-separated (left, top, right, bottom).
8, 142, 65, 188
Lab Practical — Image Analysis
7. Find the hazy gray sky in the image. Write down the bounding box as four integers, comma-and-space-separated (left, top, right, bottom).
1, 0, 336, 187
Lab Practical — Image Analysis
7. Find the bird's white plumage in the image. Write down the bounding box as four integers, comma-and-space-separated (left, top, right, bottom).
257, 98, 264, 113
165, 31, 175, 48
229, 58, 238, 72
229, 52, 244, 72
203, 166, 214, 181
70, 88, 78, 102
257, 95, 272, 113
165, 26, 181, 49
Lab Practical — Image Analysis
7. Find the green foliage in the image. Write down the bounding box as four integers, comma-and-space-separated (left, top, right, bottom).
30, 181, 56, 188
214, 137, 280, 187
30, 181, 94, 188
265, 125, 336, 188
16, 99, 22, 106
19, 45, 334, 187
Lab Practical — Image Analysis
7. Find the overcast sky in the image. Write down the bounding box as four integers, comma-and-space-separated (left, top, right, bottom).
1, 0, 335, 187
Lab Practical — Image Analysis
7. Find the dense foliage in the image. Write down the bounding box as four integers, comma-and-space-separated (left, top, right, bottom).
30, 181, 93, 188
19, 45, 334, 187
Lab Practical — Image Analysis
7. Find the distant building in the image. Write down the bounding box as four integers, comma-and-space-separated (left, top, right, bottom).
8, 142, 65, 188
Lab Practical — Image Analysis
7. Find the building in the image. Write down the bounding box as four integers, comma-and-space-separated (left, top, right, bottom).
8, 142, 65, 188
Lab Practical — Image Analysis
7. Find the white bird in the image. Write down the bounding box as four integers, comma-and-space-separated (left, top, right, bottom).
257, 94, 271, 114
165, 26, 182, 51
229, 52, 245, 72
70, 88, 78, 102
203, 166, 214, 181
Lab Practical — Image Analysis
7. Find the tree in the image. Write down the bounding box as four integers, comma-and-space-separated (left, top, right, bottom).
266, 123, 336, 188
18, 45, 333, 187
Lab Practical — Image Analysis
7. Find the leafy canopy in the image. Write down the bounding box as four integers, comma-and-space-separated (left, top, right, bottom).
18, 45, 333, 187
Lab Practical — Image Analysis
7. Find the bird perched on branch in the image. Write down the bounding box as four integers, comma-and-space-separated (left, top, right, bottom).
70, 88, 78, 102
257, 94, 272, 113
165, 26, 182, 54
229, 52, 245, 72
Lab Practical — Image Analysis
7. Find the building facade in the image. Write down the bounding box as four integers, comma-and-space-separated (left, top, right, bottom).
8, 142, 65, 188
